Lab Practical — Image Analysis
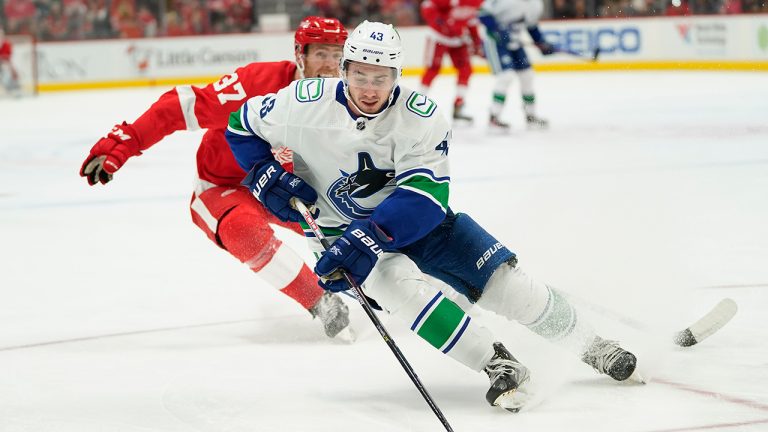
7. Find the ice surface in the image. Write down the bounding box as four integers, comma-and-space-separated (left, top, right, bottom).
1, 71, 767, 431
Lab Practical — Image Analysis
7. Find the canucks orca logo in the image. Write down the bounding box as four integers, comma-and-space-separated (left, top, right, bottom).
327, 152, 396, 219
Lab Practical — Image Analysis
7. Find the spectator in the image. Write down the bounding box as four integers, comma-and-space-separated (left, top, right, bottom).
552, 0, 578, 18
4, 0, 38, 35
137, 5, 158, 37
86, 0, 113, 38
665, 0, 692, 15
41, 1, 70, 40
720, 0, 742, 13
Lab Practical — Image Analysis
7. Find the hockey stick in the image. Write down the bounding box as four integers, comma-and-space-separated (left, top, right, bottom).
292, 199, 455, 432
576, 296, 737, 347
672, 298, 738, 347
555, 46, 601, 62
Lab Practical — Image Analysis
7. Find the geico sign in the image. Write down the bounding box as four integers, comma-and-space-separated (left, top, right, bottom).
542, 27, 641, 54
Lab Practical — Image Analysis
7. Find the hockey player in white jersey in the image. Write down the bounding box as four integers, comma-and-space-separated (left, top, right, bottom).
478, 0, 554, 129
225, 21, 639, 412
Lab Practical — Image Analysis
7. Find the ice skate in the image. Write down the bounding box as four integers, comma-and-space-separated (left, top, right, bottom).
310, 292, 354, 342
581, 336, 637, 381
489, 114, 511, 132
484, 342, 532, 412
525, 114, 549, 130
453, 102, 474, 124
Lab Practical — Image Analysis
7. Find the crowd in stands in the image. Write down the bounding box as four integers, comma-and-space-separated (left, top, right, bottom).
1, 0, 254, 40
2, 0, 766, 41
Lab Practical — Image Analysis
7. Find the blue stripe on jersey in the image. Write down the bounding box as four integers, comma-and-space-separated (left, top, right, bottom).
411, 291, 442, 331
242, 102, 254, 134
371, 187, 447, 249
396, 168, 450, 183
442, 316, 471, 354
225, 129, 274, 172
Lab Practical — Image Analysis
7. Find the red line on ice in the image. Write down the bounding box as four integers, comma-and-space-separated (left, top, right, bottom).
654, 378, 768, 413
643, 418, 768, 432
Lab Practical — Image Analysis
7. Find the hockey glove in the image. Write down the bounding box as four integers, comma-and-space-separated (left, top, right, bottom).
80, 122, 142, 185
314, 219, 389, 292
536, 42, 556, 56
243, 159, 318, 222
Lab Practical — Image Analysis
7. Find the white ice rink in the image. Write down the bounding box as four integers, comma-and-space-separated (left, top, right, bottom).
1, 71, 767, 431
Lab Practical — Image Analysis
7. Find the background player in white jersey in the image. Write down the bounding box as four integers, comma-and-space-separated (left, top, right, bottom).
478, 0, 554, 130
225, 21, 639, 412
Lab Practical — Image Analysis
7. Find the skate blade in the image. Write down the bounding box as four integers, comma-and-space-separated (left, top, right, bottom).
333, 326, 356, 344
493, 389, 530, 413
627, 369, 648, 384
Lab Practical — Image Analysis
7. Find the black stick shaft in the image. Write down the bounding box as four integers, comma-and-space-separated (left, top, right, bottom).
294, 200, 454, 432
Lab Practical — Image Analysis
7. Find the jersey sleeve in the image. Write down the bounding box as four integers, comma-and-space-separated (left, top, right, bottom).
524, 0, 544, 26
225, 81, 295, 172
128, 63, 281, 152
371, 106, 452, 249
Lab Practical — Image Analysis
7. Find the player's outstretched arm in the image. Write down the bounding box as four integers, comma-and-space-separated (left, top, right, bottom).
527, 26, 554, 56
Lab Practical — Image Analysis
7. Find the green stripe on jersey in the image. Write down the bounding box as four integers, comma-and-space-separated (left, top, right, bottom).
228, 108, 248, 133
493, 93, 506, 103
416, 297, 466, 349
399, 175, 449, 210
522, 94, 536, 104
299, 221, 345, 237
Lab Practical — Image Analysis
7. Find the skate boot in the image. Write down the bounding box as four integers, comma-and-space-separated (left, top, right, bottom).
489, 114, 511, 131
581, 336, 637, 381
484, 342, 532, 412
525, 114, 549, 130
453, 102, 474, 123
309, 292, 353, 341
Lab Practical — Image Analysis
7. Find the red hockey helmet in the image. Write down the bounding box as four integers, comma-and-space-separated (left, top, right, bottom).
294, 16, 348, 55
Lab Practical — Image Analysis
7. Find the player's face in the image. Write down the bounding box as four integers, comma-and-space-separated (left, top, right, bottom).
301, 44, 343, 78
345, 62, 397, 115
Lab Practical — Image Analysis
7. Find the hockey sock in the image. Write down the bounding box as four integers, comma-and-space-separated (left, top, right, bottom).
477, 262, 596, 356
218, 207, 323, 310
455, 85, 468, 106
522, 94, 536, 117
516, 68, 537, 117
491, 71, 515, 116
365, 254, 495, 371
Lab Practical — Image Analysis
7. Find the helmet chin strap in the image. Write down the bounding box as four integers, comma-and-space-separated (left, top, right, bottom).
296, 52, 306, 79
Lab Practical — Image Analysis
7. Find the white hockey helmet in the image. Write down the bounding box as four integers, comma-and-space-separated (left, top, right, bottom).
342, 21, 403, 75
341, 21, 403, 116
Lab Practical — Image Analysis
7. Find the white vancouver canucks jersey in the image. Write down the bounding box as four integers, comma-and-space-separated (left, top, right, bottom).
480, 0, 543, 48
227, 78, 452, 247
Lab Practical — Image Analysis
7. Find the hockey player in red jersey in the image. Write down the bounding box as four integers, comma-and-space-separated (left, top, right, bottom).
419, 0, 484, 123
0, 29, 21, 96
79, 17, 353, 339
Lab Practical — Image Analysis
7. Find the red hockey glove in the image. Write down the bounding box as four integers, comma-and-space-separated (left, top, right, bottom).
471, 40, 485, 58
80, 122, 142, 185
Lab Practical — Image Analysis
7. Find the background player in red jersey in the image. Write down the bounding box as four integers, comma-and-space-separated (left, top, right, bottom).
419, 0, 484, 123
79, 17, 353, 339
0, 29, 21, 96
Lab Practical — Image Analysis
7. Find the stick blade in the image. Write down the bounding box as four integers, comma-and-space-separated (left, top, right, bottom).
591, 47, 601, 62
673, 298, 738, 347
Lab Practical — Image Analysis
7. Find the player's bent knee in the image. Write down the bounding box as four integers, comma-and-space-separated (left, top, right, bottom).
217, 204, 278, 264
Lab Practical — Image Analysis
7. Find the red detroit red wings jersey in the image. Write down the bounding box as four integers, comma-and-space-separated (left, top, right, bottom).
0, 40, 11, 61
421, 0, 483, 41
130, 61, 297, 186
